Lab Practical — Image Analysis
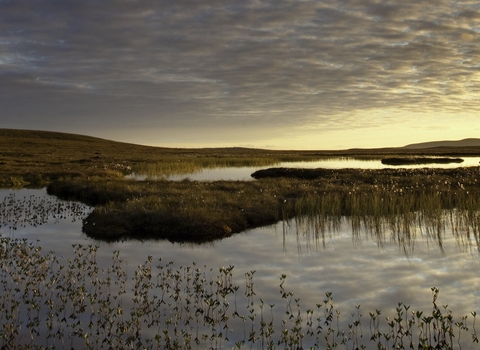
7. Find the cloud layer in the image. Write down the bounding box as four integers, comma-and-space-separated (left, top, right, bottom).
1, 0, 479, 147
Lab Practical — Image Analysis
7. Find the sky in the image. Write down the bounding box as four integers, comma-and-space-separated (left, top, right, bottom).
1, 0, 480, 150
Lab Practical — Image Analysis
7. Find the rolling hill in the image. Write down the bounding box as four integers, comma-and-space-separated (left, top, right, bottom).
403, 138, 480, 149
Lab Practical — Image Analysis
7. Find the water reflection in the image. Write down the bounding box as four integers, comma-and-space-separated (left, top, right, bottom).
0, 189, 479, 348
129, 157, 480, 181
290, 209, 480, 258
286, 156, 480, 169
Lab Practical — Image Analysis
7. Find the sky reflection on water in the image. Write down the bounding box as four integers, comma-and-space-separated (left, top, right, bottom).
0, 188, 479, 348
163, 156, 480, 181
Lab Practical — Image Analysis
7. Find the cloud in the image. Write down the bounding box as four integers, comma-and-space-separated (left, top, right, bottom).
1, 0, 480, 146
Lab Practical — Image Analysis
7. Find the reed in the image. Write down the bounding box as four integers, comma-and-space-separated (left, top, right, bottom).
287, 188, 480, 255
0, 237, 477, 349
130, 157, 282, 178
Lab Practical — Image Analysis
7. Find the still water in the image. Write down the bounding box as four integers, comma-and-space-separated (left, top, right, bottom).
157, 157, 480, 181
0, 188, 479, 348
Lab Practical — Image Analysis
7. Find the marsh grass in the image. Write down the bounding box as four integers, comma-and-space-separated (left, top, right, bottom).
0, 237, 477, 349
287, 188, 480, 255
3, 128, 480, 188
128, 156, 383, 179
48, 178, 287, 241
46, 166, 480, 245
0, 129, 341, 187
129, 158, 282, 179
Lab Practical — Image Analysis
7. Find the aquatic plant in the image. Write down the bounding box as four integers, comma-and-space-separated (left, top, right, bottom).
0, 192, 90, 233
0, 238, 477, 349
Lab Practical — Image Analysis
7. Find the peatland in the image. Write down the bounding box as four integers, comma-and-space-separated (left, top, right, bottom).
2, 128, 480, 242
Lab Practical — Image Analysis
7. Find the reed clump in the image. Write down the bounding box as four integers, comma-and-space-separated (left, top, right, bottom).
0, 237, 477, 349
288, 188, 480, 256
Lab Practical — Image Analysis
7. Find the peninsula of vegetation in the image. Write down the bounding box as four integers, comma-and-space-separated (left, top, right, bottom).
1, 128, 480, 243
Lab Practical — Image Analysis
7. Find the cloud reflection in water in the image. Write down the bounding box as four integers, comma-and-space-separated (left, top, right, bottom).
0, 188, 479, 348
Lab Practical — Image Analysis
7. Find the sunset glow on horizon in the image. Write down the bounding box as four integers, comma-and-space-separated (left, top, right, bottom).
1, 1, 480, 150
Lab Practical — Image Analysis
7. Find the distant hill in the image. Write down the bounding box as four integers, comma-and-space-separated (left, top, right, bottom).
404, 138, 480, 149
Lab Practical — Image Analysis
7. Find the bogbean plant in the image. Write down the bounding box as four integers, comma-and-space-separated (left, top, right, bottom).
0, 238, 478, 350
0, 193, 90, 231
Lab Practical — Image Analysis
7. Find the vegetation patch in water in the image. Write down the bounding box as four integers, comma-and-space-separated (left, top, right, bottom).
381, 157, 464, 165
48, 179, 284, 242
130, 157, 282, 179
0, 238, 477, 349
45, 167, 480, 244
0, 192, 90, 231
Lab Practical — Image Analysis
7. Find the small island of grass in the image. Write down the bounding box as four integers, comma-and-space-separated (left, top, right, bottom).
381, 156, 464, 165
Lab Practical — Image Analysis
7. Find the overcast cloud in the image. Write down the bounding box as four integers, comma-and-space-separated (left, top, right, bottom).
1, 0, 479, 148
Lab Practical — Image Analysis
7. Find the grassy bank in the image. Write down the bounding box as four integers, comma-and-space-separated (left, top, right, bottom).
47, 167, 480, 242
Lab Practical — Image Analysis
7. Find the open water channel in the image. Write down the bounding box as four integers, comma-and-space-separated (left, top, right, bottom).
133, 156, 480, 181
1, 158, 480, 348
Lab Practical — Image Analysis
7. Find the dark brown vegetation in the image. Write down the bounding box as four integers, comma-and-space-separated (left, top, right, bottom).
47, 166, 480, 242
381, 157, 464, 165
3, 128, 480, 242
47, 179, 284, 242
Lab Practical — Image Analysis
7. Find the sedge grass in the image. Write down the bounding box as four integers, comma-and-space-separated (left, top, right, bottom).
0, 129, 344, 187
129, 158, 282, 179
45, 166, 480, 244
0, 192, 90, 232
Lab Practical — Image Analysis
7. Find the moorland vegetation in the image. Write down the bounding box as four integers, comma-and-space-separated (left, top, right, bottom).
2, 129, 480, 349
2, 128, 480, 243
